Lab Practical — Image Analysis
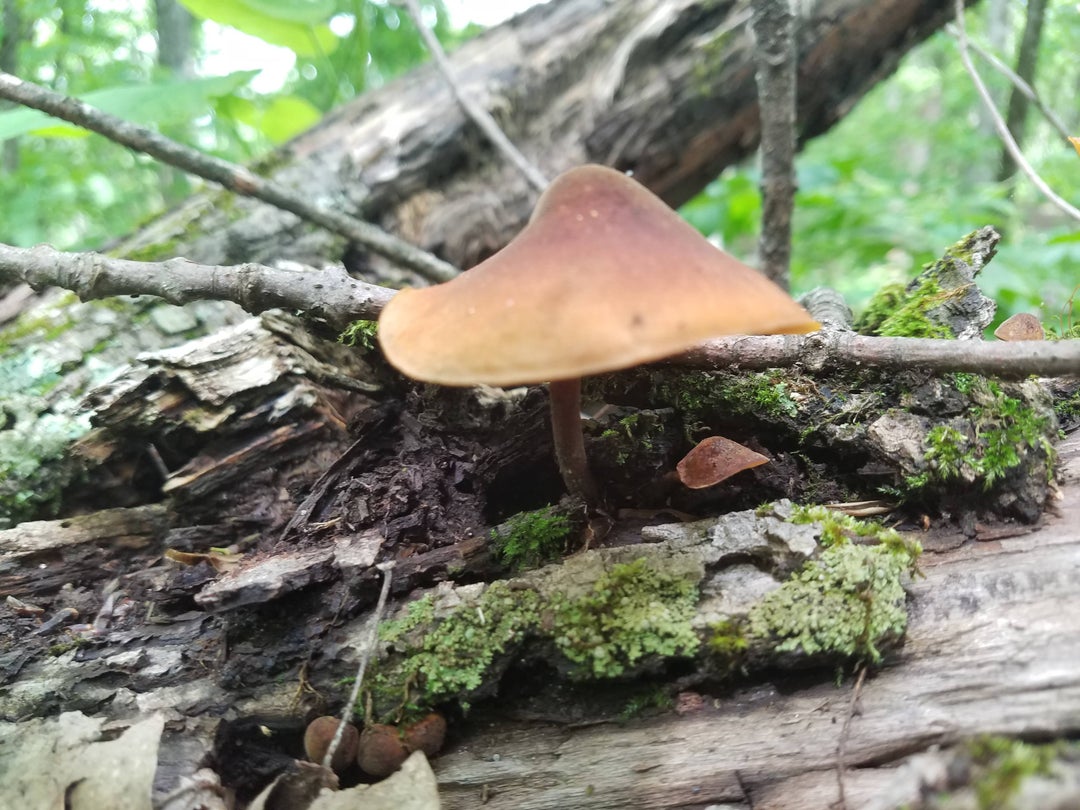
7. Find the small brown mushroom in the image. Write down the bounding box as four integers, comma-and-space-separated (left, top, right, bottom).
676, 436, 770, 489
357, 723, 409, 777
993, 312, 1045, 341
303, 716, 359, 774
403, 712, 447, 757
379, 165, 818, 505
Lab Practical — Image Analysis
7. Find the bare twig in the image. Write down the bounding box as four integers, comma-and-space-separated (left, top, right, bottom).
679, 331, 1080, 379
950, 0, 1080, 223
0, 243, 394, 330
397, 0, 548, 193
944, 24, 1071, 143
834, 663, 869, 809
323, 561, 395, 771
0, 72, 458, 282
3, 241, 1078, 378
750, 0, 797, 288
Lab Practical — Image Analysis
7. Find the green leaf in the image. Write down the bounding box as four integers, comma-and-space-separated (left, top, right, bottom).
240, 0, 336, 25
256, 95, 322, 143
0, 71, 258, 140
179, 0, 338, 55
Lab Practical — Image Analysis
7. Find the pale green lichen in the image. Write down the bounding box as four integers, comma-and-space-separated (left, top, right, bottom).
742, 506, 921, 664
372, 583, 541, 715
550, 557, 700, 679
746, 540, 914, 663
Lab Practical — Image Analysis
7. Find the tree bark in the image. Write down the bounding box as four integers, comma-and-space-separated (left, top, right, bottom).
111, 0, 976, 283
996, 0, 1048, 181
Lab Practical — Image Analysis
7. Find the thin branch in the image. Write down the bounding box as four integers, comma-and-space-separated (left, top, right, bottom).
750, 0, 797, 288
950, 0, 1080, 224
397, 0, 549, 193
3, 242, 1078, 378
0, 72, 458, 283
944, 24, 1071, 144
0, 243, 393, 330
678, 331, 1080, 379
323, 561, 395, 771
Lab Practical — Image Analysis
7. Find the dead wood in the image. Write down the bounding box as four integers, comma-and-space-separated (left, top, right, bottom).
107, 0, 973, 285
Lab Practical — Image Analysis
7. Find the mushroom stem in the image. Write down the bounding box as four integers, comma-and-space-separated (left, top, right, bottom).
548, 378, 600, 506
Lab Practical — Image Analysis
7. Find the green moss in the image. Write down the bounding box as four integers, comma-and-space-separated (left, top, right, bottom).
706, 618, 749, 675
657, 370, 801, 439
746, 518, 920, 663
372, 583, 541, 712
339, 319, 379, 351
1056, 389, 1080, 425
491, 506, 571, 571
857, 278, 953, 338
550, 557, 700, 679
905, 379, 1055, 494
619, 687, 675, 720
967, 736, 1060, 810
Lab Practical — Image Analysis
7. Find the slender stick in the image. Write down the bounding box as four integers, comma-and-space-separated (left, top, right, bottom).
323, 561, 395, 771
0, 72, 459, 282
943, 24, 1071, 143
950, 0, 1080, 224
397, 0, 548, 194
548, 378, 600, 505
750, 0, 797, 288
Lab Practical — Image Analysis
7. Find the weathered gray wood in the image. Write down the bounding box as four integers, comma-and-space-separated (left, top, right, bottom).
433, 432, 1080, 809
112, 0, 972, 282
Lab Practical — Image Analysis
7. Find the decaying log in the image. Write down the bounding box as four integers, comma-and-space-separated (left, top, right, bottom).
111, 0, 974, 282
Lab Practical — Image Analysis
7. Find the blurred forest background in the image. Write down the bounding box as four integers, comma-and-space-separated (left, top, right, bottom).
0, 0, 1076, 327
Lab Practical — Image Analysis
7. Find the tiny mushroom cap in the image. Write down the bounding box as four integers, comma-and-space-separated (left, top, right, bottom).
676, 436, 770, 489
994, 312, 1045, 341
378, 164, 819, 387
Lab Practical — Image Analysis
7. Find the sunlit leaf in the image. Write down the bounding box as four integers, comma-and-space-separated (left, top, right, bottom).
257, 95, 322, 143
240, 0, 336, 25
179, 0, 338, 55
0, 71, 258, 140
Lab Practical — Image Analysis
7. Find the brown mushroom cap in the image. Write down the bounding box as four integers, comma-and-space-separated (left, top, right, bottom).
378, 164, 819, 386
993, 312, 1045, 341
676, 436, 770, 489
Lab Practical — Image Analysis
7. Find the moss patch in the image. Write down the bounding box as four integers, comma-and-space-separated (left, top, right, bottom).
550, 557, 700, 679
340, 319, 378, 351
491, 506, 571, 571
967, 736, 1061, 810
905, 379, 1055, 494
856, 277, 953, 338
741, 506, 921, 664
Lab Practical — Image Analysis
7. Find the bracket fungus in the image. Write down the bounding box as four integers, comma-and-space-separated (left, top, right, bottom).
378, 164, 818, 505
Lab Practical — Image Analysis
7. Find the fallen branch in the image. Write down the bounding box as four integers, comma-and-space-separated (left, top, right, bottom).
0, 243, 392, 329
5, 240, 1079, 379
0, 72, 459, 283
679, 330, 1080, 379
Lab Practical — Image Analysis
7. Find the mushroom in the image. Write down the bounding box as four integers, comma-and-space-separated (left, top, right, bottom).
303, 716, 359, 774
993, 312, 1044, 341
378, 164, 818, 505
676, 436, 770, 489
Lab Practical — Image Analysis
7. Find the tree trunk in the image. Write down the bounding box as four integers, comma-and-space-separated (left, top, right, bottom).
996, 0, 1048, 181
